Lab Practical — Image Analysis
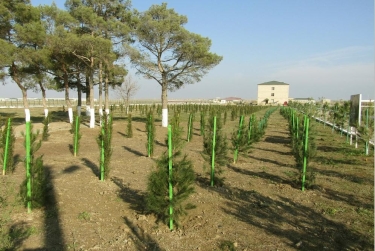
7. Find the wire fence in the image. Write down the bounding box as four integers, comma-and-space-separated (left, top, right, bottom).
0, 98, 163, 108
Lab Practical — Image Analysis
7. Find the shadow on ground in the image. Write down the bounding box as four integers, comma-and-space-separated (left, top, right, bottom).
123, 216, 164, 251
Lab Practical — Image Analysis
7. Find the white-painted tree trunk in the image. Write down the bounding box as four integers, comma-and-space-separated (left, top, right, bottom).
68, 107, 73, 124
86, 105, 90, 116
77, 106, 81, 117
162, 109, 168, 127
44, 109, 48, 118
99, 108, 103, 126
105, 109, 109, 115
90, 108, 95, 128
25, 109, 30, 122
350, 127, 353, 145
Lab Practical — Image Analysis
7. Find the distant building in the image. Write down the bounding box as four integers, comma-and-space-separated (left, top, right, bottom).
289, 98, 316, 104
257, 81, 289, 105
211, 97, 243, 104
222, 97, 243, 104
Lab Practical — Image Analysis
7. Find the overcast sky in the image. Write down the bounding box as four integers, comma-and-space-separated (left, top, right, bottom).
2, 0, 374, 101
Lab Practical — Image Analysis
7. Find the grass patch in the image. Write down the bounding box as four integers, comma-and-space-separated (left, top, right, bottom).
78, 211, 91, 221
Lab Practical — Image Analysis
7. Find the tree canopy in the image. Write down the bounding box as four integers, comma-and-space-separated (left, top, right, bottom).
0, 1, 222, 127
126, 3, 222, 126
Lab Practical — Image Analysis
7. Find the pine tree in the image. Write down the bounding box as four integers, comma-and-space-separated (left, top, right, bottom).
42, 114, 50, 141
289, 114, 317, 189
146, 112, 195, 227
231, 116, 251, 163
167, 112, 184, 152
200, 112, 206, 136
97, 115, 113, 180
187, 112, 194, 142
20, 124, 47, 209
202, 115, 228, 186
231, 108, 236, 121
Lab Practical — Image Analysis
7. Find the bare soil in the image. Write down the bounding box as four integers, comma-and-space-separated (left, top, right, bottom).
1, 109, 373, 251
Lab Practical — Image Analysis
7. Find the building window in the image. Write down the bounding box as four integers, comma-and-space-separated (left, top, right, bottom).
271, 93, 274, 96
271, 87, 275, 90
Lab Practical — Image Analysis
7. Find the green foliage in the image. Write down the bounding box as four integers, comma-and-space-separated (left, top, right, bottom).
230, 108, 236, 121
202, 115, 228, 185
332, 102, 347, 131
146, 111, 156, 157
20, 124, 47, 209
128, 3, 222, 117
231, 116, 250, 163
42, 115, 50, 141
126, 113, 133, 138
97, 114, 113, 180
249, 115, 261, 143
167, 112, 184, 152
219, 240, 236, 251
280, 108, 317, 189
1, 118, 17, 174
146, 153, 195, 227
200, 112, 206, 136
291, 115, 317, 170
1, 180, 34, 250
146, 113, 195, 227
187, 113, 194, 142
78, 211, 91, 221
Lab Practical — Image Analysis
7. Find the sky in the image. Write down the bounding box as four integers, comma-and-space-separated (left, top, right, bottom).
1, 0, 374, 101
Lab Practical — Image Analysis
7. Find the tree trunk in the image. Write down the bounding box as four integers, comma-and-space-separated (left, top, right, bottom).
11, 63, 30, 121
104, 71, 109, 115
21, 87, 30, 122
85, 72, 90, 116
40, 82, 48, 118
77, 73, 82, 116
64, 72, 73, 123
161, 80, 168, 127
89, 66, 95, 128
98, 62, 103, 122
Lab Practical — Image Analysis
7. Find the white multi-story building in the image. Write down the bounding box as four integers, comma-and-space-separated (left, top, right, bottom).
257, 81, 289, 105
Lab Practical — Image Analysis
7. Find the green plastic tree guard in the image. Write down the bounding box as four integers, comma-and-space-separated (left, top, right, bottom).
211, 116, 217, 187
168, 125, 173, 230
100, 127, 105, 181
301, 116, 309, 191
26, 122, 32, 212
2, 118, 11, 175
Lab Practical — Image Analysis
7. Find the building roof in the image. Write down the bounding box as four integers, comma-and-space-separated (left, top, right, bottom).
223, 97, 243, 101
292, 98, 314, 100
258, 81, 289, 85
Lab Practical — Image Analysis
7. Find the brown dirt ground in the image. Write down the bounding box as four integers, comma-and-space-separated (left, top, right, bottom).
2, 110, 374, 251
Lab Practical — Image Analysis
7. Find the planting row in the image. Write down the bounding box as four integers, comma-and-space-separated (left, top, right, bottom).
1, 104, 277, 229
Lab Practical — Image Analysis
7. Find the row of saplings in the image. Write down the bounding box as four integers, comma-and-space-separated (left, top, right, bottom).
0, 106, 276, 230
280, 107, 317, 191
